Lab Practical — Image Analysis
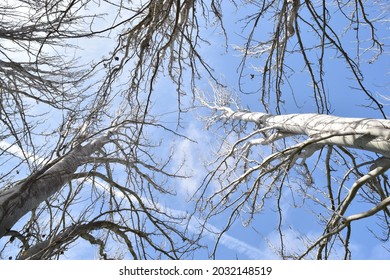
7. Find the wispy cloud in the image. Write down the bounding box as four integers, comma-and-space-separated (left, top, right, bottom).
171, 122, 210, 196
89, 175, 268, 259
198, 222, 270, 259
0, 140, 45, 166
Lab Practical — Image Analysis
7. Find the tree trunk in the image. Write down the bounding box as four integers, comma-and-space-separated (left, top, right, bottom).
0, 133, 111, 238
218, 107, 390, 157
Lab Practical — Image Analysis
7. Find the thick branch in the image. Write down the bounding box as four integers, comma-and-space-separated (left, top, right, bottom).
0, 132, 112, 238
212, 107, 390, 157
19, 220, 141, 259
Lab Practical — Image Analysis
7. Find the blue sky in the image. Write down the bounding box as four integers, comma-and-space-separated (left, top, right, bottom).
153, 1, 390, 260
1, 1, 389, 260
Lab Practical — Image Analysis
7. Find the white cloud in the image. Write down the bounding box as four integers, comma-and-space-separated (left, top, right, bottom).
198, 222, 269, 259
89, 176, 267, 259
259, 227, 322, 259
171, 122, 211, 196
0, 140, 45, 166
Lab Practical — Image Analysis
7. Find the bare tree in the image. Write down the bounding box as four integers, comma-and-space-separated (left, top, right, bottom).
195, 85, 390, 259
0, 113, 199, 259
0, 0, 219, 259
189, 0, 390, 259
0, 0, 389, 260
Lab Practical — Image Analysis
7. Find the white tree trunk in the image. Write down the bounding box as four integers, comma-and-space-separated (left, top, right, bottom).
217, 107, 390, 157
0, 133, 112, 238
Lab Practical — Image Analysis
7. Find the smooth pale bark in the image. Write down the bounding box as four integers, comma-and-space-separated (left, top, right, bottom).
218, 107, 390, 157
0, 133, 112, 238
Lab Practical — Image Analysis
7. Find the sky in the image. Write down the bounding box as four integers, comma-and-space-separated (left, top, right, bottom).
135, 1, 389, 260
156, 1, 390, 260
0, 0, 389, 260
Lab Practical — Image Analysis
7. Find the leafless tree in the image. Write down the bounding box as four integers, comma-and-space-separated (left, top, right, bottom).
0, 0, 222, 259
0, 0, 389, 260
195, 83, 390, 259
191, 0, 389, 259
